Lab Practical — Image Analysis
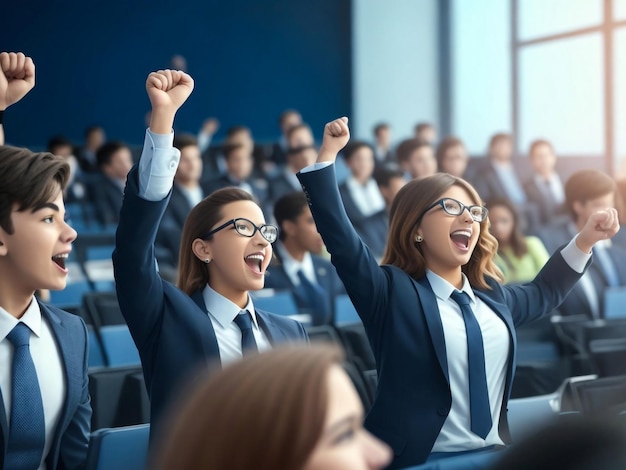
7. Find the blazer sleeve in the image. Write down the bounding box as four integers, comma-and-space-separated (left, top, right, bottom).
113, 165, 169, 354
502, 247, 588, 327
298, 164, 391, 331
57, 319, 91, 470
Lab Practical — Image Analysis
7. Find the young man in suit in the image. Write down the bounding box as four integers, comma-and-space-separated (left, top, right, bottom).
265, 192, 345, 325
0, 52, 90, 470
538, 169, 626, 319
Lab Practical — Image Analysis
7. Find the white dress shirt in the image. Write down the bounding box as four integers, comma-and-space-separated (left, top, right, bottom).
345, 176, 386, 217
202, 285, 271, 365
276, 243, 317, 286
492, 161, 526, 204
0, 299, 65, 470
178, 184, 204, 209
533, 173, 564, 204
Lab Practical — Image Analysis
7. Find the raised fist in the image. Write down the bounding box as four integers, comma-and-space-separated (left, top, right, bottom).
0, 52, 35, 110
146, 69, 194, 112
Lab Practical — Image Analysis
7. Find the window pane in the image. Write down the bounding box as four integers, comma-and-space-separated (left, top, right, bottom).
519, 0, 602, 41
614, 27, 626, 174
451, 0, 511, 155
615, 0, 626, 21
519, 33, 604, 155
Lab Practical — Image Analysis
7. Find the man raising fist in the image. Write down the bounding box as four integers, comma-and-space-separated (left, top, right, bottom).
0, 52, 36, 145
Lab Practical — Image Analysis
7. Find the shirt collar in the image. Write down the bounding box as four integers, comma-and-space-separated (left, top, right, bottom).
276, 243, 314, 282
0, 297, 43, 341
202, 284, 259, 329
426, 269, 476, 304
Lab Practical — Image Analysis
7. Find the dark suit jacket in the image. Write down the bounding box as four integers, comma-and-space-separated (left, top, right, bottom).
87, 173, 124, 226
298, 164, 586, 469
0, 303, 91, 470
264, 247, 345, 325
338, 182, 388, 259
523, 176, 566, 226
113, 167, 308, 436
538, 218, 626, 318
268, 172, 302, 207
203, 174, 270, 215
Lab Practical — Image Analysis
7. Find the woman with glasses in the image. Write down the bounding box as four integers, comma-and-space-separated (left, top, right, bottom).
297, 117, 619, 469
112, 69, 308, 441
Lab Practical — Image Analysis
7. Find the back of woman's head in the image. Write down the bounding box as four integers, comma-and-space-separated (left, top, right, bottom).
382, 173, 501, 289
152, 345, 343, 470
178, 187, 256, 294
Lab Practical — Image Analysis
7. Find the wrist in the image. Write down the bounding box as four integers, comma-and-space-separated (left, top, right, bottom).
575, 234, 593, 254
317, 147, 337, 162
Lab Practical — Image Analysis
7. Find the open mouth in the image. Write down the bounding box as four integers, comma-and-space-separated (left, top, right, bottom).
450, 230, 471, 250
52, 252, 69, 270
244, 253, 265, 274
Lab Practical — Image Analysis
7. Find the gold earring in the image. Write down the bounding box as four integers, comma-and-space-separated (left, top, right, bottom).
415, 235, 423, 243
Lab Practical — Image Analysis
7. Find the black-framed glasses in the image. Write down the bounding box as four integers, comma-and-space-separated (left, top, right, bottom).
416, 198, 488, 223
201, 218, 279, 243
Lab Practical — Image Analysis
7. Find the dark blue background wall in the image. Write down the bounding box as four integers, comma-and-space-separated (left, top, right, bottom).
0, 0, 351, 148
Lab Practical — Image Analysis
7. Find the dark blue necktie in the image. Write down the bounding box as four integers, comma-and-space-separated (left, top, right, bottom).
450, 291, 492, 439
297, 270, 330, 322
233, 310, 259, 356
6, 322, 45, 469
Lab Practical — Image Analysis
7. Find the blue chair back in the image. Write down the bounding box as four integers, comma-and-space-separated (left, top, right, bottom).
334, 294, 361, 326
251, 290, 299, 316
87, 325, 105, 368
99, 325, 140, 366
85, 424, 150, 470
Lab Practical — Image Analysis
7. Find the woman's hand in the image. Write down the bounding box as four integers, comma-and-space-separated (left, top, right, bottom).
317, 117, 350, 163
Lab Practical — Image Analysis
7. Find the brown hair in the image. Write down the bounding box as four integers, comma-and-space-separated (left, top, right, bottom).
436, 136, 465, 168
0, 145, 70, 234
396, 138, 431, 164
382, 173, 502, 289
177, 187, 256, 294
486, 197, 528, 258
564, 169, 616, 219
152, 344, 344, 470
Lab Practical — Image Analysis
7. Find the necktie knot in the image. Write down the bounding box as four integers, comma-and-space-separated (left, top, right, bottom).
234, 310, 253, 332
450, 290, 471, 307
7, 323, 32, 348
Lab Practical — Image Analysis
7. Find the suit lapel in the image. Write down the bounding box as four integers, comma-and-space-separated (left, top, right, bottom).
255, 310, 288, 345
40, 303, 80, 448
414, 277, 449, 384
189, 290, 222, 362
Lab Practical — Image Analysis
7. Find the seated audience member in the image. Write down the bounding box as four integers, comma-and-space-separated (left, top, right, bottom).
265, 192, 345, 325
414, 121, 437, 145
287, 122, 315, 149
48, 135, 87, 204
270, 108, 303, 166
539, 169, 626, 319
487, 197, 549, 283
75, 125, 105, 173
113, 69, 307, 439
0, 51, 90, 469
269, 144, 317, 205
470, 133, 539, 233
395, 138, 437, 181
490, 417, 626, 470
152, 345, 391, 470
523, 139, 566, 226
338, 142, 388, 259
436, 136, 469, 178
373, 165, 406, 215
201, 125, 255, 179
372, 122, 393, 164
90, 140, 133, 226
204, 142, 269, 213
156, 133, 206, 268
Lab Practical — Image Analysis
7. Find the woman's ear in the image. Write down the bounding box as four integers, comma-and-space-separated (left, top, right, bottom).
0, 230, 7, 257
191, 238, 211, 262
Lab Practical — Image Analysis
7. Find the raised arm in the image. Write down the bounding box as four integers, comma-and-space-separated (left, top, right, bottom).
0, 52, 36, 145
113, 70, 194, 348
298, 117, 390, 329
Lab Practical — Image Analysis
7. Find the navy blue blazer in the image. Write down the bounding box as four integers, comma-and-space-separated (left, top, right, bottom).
338, 182, 388, 259
264, 246, 346, 325
0, 302, 90, 470
113, 167, 308, 436
298, 164, 586, 469
86, 173, 124, 226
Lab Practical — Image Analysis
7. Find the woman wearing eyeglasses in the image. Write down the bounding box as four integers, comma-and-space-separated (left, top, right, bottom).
112, 70, 308, 440
297, 117, 619, 469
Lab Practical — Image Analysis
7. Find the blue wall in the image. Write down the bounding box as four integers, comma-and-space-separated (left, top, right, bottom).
0, 0, 351, 148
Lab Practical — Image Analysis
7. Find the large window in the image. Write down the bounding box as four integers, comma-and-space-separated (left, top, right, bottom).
450, 0, 626, 173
